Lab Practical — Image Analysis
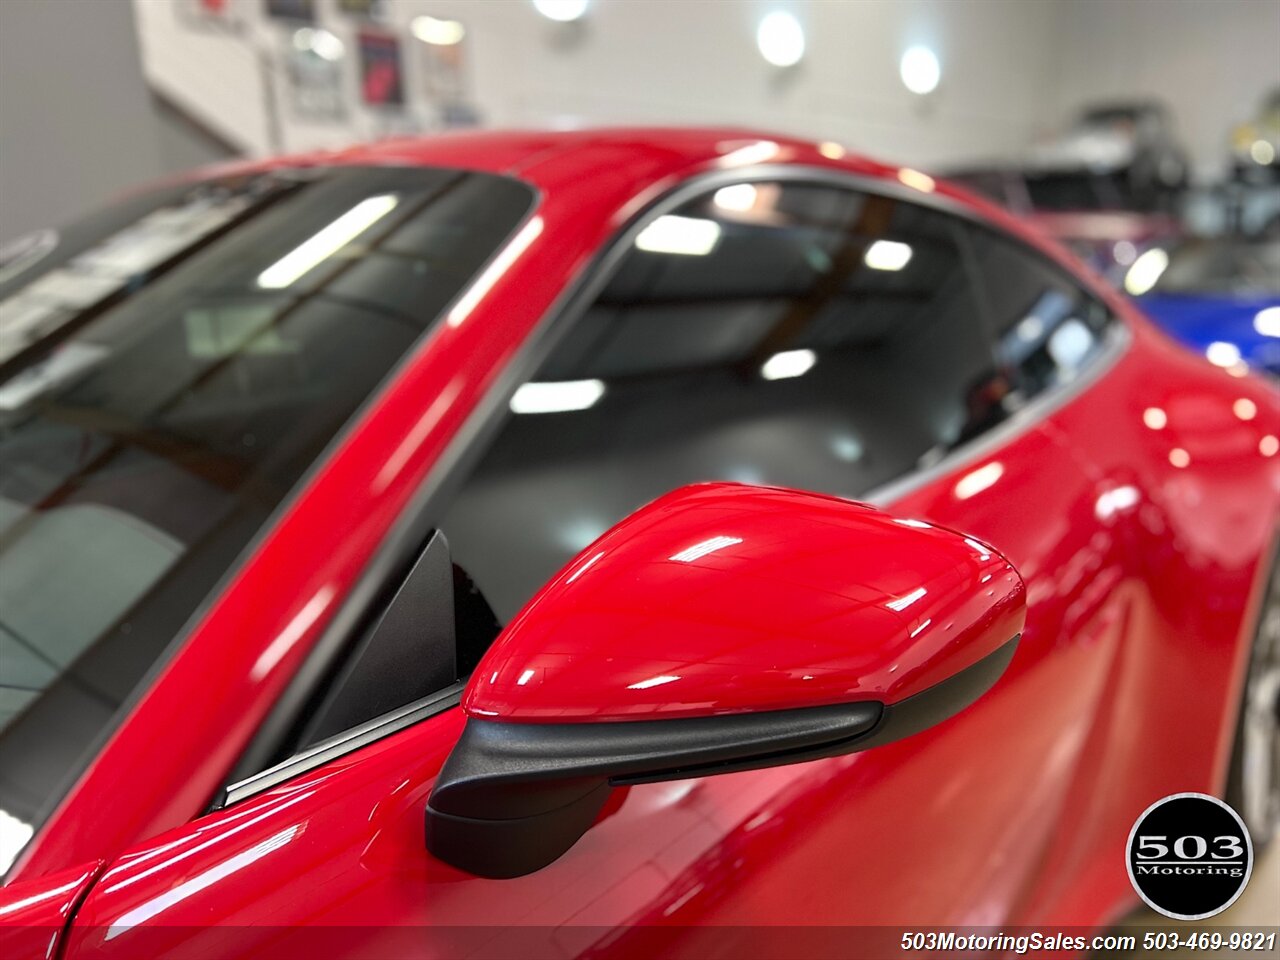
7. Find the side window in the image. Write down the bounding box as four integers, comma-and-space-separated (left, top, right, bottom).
439, 181, 1010, 622
964, 226, 1113, 403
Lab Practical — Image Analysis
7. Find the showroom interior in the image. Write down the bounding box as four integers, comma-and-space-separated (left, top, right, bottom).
0, 0, 1278, 957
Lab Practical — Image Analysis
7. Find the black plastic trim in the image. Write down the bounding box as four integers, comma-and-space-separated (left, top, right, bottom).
426, 634, 1019, 878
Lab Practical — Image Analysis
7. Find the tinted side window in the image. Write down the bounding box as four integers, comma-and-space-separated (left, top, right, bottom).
439, 182, 1010, 621
965, 227, 1112, 403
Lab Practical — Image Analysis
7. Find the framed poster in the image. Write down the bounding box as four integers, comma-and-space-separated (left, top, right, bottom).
263, 0, 315, 22
176, 0, 235, 30
336, 0, 385, 19
285, 33, 346, 122
358, 30, 404, 108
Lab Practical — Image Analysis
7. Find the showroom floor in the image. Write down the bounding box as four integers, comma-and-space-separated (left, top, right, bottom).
1119, 845, 1279, 957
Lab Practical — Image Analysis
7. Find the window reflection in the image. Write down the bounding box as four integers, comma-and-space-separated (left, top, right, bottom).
443, 182, 1022, 620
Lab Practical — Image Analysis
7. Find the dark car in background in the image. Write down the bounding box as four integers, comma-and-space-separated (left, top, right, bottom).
944, 101, 1191, 284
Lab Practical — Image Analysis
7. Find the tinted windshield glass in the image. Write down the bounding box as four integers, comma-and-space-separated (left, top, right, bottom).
0, 166, 534, 869
1156, 239, 1280, 295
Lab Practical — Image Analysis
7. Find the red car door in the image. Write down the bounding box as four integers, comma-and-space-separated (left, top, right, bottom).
60, 173, 1150, 957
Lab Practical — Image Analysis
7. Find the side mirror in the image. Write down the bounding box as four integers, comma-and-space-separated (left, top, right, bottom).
426, 483, 1025, 878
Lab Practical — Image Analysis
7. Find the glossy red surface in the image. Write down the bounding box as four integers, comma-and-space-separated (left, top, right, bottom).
0, 860, 98, 960
467, 483, 1024, 722
1, 128, 1276, 958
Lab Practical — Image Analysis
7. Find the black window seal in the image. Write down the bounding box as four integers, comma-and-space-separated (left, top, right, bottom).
218, 162, 1132, 808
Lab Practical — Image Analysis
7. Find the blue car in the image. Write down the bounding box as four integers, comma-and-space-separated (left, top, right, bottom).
1132, 237, 1280, 376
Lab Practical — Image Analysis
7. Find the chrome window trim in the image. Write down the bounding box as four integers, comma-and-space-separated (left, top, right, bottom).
217, 681, 465, 808
221, 161, 1130, 805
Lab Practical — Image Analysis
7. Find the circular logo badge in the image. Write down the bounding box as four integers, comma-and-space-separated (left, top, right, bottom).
1127, 793, 1253, 920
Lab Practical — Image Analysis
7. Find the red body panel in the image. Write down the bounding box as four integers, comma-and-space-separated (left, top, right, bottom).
467, 483, 1023, 721
2, 129, 1277, 956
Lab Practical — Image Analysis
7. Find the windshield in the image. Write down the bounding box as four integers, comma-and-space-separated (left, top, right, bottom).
0, 165, 534, 871
1156, 239, 1280, 296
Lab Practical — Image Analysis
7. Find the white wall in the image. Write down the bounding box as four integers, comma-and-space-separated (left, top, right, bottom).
132, 0, 1070, 170
1, 0, 164, 238
1049, 0, 1280, 180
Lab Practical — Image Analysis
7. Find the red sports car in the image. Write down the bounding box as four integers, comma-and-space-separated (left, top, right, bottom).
0, 129, 1276, 958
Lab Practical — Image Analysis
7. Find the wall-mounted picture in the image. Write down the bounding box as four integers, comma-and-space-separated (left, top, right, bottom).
336, 0, 385, 20
285, 30, 346, 122
177, 0, 234, 29
358, 30, 404, 107
263, 0, 315, 22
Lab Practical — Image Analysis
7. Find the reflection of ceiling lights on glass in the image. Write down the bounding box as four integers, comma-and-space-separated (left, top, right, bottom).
292, 27, 344, 62
1168, 447, 1190, 468
510, 379, 605, 414
756, 11, 805, 67
532, 0, 589, 22
1204, 341, 1242, 368
411, 16, 466, 46
1123, 247, 1168, 295
257, 194, 398, 289
900, 45, 940, 94
1261, 435, 1279, 457
864, 239, 913, 271
760, 348, 816, 381
1142, 406, 1167, 430
1255, 306, 1280, 337
818, 141, 846, 160
635, 215, 721, 256
830, 433, 864, 462
713, 183, 758, 212
1234, 397, 1257, 421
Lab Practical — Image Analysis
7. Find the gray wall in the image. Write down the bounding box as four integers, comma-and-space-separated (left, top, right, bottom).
0, 0, 229, 243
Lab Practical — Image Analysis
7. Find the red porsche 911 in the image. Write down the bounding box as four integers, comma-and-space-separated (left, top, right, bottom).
0, 129, 1276, 958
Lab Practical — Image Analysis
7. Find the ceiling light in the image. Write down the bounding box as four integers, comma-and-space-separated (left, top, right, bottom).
1124, 247, 1169, 295
756, 11, 805, 67
510, 379, 605, 414
864, 239, 913, 271
411, 16, 466, 46
532, 0, 589, 21
761, 348, 816, 380
1205, 341, 1242, 368
1255, 306, 1280, 337
635, 215, 721, 256
900, 46, 940, 95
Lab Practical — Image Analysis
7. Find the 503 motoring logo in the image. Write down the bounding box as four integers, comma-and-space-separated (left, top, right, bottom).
1126, 793, 1254, 920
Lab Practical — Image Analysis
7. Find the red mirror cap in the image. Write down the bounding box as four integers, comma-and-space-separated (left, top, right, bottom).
464, 483, 1026, 724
